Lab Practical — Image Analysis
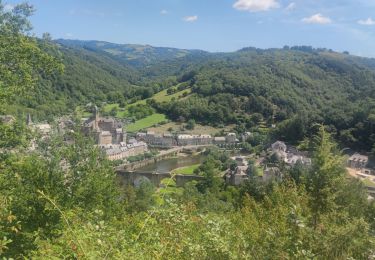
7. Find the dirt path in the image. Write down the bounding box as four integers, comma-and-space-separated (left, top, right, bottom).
346, 167, 375, 185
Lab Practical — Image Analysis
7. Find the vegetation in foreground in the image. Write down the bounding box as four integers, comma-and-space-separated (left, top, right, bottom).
1, 123, 375, 259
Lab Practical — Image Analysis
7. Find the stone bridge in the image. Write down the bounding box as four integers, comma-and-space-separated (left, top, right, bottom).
116, 145, 213, 172
116, 169, 205, 187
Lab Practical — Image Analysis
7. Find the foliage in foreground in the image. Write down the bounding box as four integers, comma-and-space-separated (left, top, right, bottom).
1, 124, 374, 259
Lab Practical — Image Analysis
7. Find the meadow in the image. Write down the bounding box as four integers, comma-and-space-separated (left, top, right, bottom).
126, 113, 167, 132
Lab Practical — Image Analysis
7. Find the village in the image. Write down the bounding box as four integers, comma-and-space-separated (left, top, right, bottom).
6, 105, 374, 195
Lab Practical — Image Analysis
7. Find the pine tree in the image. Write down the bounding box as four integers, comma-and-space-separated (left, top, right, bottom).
307, 125, 346, 228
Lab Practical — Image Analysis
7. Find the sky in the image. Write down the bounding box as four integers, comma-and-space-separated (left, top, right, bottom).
3, 0, 375, 57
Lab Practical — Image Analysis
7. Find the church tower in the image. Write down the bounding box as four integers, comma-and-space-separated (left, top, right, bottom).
26, 113, 33, 126
93, 105, 99, 130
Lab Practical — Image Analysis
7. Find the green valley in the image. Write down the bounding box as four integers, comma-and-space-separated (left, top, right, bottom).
1, 2, 375, 259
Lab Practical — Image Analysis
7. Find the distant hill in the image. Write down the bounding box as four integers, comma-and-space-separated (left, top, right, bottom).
55, 39, 208, 67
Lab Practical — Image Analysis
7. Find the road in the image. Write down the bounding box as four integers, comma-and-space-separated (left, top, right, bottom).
347, 168, 375, 183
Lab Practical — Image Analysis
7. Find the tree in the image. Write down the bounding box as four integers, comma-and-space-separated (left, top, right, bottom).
288, 161, 308, 185
306, 125, 346, 228
0, 1, 63, 111
196, 158, 223, 194
0, 120, 31, 149
0, 130, 124, 257
186, 119, 196, 130
166, 88, 177, 95
134, 181, 156, 212
110, 106, 118, 117
246, 159, 260, 177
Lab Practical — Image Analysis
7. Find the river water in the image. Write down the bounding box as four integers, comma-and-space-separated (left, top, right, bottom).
136, 154, 206, 173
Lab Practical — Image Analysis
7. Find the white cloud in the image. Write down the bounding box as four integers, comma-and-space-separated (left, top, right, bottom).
358, 17, 375, 25
160, 9, 168, 15
285, 2, 296, 11
65, 33, 73, 38
183, 15, 198, 22
68, 9, 105, 17
4, 4, 14, 12
233, 0, 279, 12
302, 13, 332, 24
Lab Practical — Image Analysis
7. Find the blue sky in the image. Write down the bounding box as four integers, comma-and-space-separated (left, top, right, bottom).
4, 0, 375, 57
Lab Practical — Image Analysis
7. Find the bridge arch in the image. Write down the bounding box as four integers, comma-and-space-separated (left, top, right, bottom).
134, 175, 152, 187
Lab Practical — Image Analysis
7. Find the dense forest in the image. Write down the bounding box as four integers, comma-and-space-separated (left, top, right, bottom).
155, 49, 375, 151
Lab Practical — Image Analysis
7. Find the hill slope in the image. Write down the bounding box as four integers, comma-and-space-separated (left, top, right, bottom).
9, 40, 375, 150
55, 39, 208, 67
153, 48, 375, 150
9, 43, 144, 119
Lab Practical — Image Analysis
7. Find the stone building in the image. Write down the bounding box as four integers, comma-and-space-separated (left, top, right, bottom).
286, 154, 312, 166
213, 136, 226, 145
225, 133, 238, 144
225, 156, 249, 186
361, 168, 375, 176
347, 153, 369, 169
272, 141, 287, 153
136, 131, 177, 148
137, 131, 242, 147
100, 141, 148, 161
26, 114, 52, 136
271, 141, 311, 167
83, 106, 126, 145
177, 134, 213, 146
263, 166, 283, 182
225, 166, 249, 186
234, 156, 248, 167
241, 132, 252, 142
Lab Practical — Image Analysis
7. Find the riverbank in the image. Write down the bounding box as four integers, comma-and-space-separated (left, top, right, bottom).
172, 164, 201, 175
117, 145, 212, 172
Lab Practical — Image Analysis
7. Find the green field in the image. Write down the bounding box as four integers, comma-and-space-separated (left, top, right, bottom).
150, 87, 191, 103
172, 164, 201, 175
363, 178, 375, 188
102, 86, 191, 119
147, 122, 234, 136
126, 113, 167, 132
75, 106, 94, 118
103, 103, 120, 112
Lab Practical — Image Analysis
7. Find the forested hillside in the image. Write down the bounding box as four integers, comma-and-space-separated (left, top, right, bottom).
7, 40, 207, 120
7, 38, 375, 151
154, 48, 375, 151
7, 43, 140, 119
